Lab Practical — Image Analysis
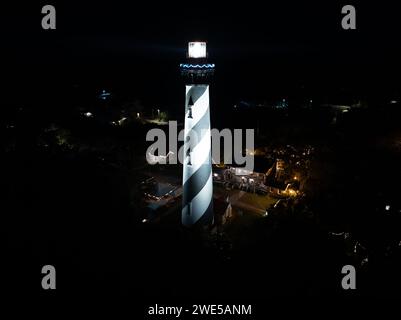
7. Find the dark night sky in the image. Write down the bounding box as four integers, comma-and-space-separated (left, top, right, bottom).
2, 1, 401, 109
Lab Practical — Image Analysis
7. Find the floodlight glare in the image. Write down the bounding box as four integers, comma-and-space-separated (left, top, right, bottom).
188, 42, 207, 58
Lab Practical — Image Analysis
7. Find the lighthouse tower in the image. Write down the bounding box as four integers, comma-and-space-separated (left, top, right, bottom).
180, 42, 215, 227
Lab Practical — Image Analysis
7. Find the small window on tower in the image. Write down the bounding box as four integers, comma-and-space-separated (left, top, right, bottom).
186, 148, 192, 165
188, 96, 194, 118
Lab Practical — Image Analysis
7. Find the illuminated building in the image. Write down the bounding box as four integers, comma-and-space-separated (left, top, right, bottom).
180, 42, 215, 227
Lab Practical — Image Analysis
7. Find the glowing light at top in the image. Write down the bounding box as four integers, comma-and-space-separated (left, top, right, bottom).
188, 42, 207, 58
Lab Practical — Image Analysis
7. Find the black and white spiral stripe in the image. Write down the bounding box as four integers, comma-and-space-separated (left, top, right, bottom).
182, 85, 213, 226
